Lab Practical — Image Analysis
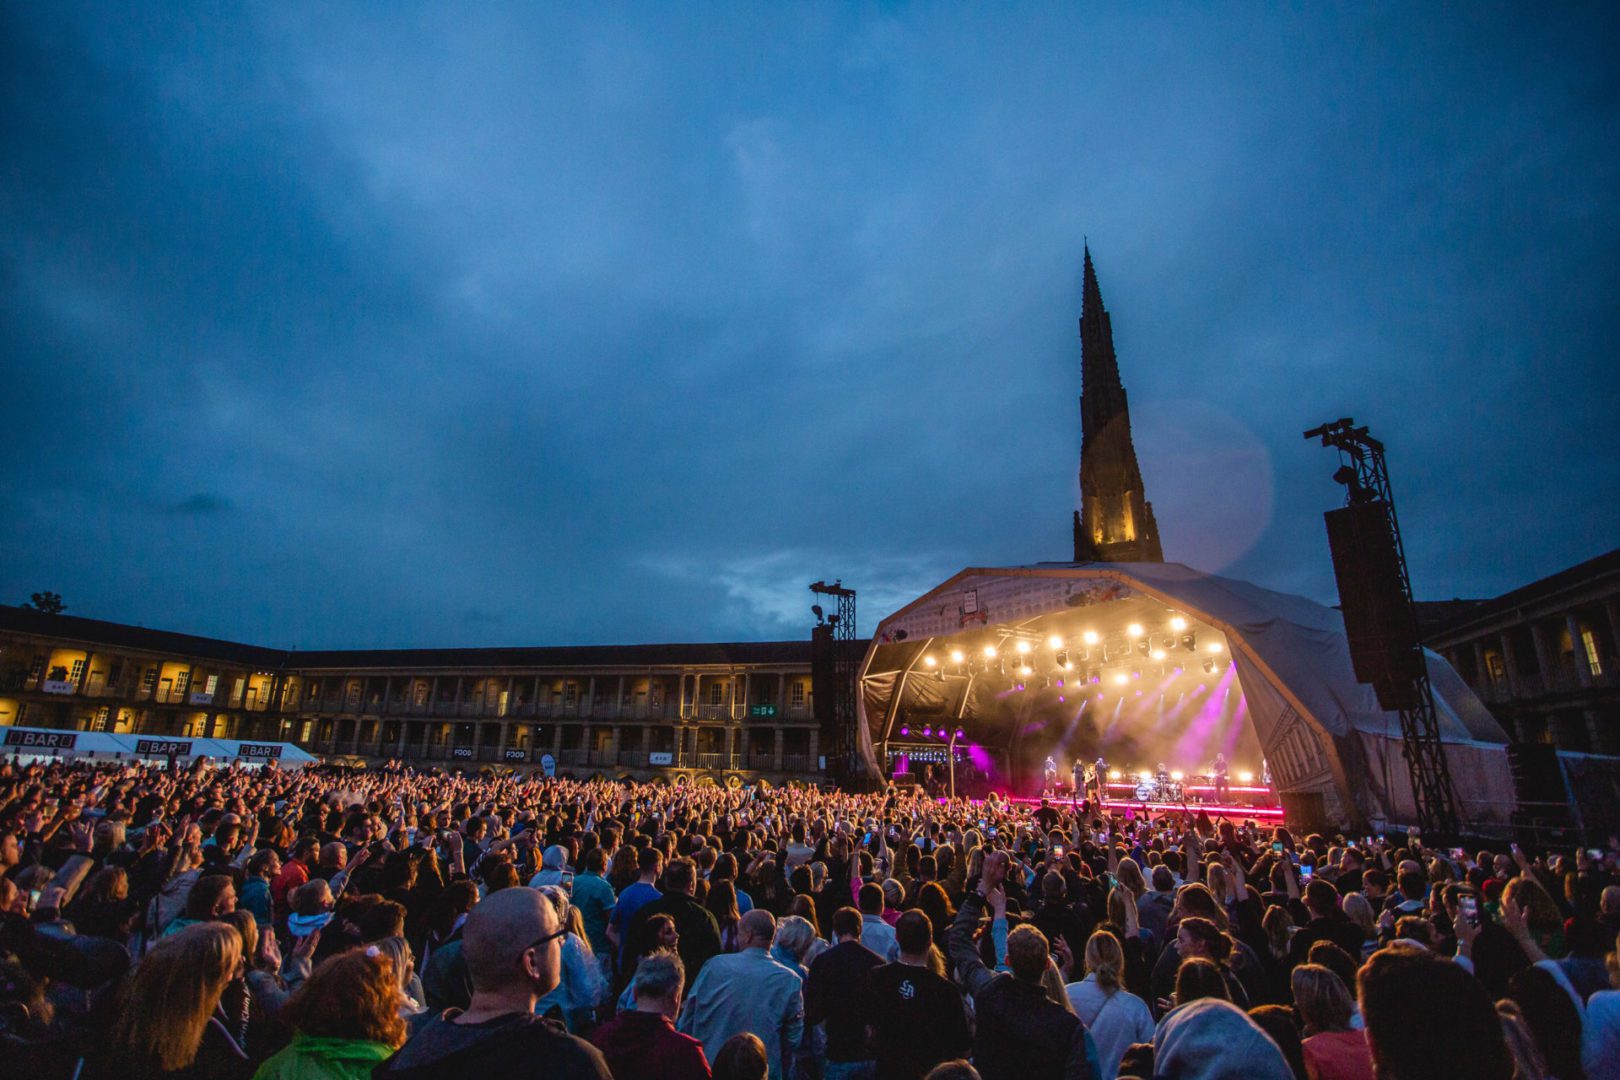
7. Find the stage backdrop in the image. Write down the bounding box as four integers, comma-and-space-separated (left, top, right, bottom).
858, 561, 1514, 830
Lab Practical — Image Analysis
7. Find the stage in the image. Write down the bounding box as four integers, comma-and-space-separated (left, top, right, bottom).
997, 792, 1287, 820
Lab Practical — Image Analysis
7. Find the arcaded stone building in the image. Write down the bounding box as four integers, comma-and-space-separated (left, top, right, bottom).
0, 604, 834, 784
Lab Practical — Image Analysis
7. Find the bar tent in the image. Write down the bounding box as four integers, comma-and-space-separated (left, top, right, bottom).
1, 726, 316, 768
858, 561, 1514, 829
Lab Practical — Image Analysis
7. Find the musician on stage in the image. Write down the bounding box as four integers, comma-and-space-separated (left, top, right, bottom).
1071, 757, 1085, 802
1212, 751, 1230, 801
1091, 755, 1109, 802
1043, 755, 1058, 796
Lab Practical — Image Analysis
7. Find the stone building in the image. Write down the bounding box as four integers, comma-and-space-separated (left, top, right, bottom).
0, 604, 832, 785
1422, 547, 1620, 754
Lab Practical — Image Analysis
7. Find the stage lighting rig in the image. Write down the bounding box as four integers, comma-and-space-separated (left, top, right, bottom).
1169, 615, 1188, 632
1083, 630, 1100, 645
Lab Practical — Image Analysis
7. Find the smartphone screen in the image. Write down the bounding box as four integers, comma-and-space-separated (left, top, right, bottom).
863, 831, 874, 845
1300, 864, 1313, 880
988, 827, 997, 838
1459, 894, 1478, 925
1272, 841, 1283, 854
1052, 845, 1064, 858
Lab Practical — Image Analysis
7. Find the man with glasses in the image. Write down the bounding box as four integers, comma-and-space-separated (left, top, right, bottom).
378, 886, 612, 1078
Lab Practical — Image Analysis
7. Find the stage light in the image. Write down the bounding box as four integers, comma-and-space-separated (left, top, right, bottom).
1055, 677, 1064, 688
1181, 633, 1197, 651
1136, 639, 1150, 657
1018, 665, 1033, 677
1113, 673, 1129, 686
1137, 770, 1152, 781
1170, 615, 1188, 632
1151, 649, 1166, 661
1202, 659, 1216, 674
1055, 649, 1071, 669
1206, 641, 1223, 653
923, 655, 937, 667
1057, 695, 1065, 703
1015, 640, 1031, 654
983, 644, 998, 658
1083, 630, 1100, 645
1047, 634, 1064, 649
923, 726, 933, 737
955, 727, 964, 738
1238, 770, 1254, 783
1170, 770, 1184, 782
900, 726, 910, 736
1126, 623, 1143, 638
950, 649, 965, 663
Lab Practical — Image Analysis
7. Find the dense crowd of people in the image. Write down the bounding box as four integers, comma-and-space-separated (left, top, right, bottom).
1, 756, 1618, 1080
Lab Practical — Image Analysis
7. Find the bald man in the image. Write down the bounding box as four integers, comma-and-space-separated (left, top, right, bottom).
379, 887, 611, 1078
678, 908, 805, 1080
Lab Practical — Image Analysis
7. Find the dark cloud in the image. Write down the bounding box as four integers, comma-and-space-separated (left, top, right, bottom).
2, 5, 1616, 648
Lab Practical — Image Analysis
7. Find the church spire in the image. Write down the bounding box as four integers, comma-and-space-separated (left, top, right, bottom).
1073, 245, 1163, 563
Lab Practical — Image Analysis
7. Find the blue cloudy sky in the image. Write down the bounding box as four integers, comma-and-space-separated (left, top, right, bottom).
3, 4, 1617, 648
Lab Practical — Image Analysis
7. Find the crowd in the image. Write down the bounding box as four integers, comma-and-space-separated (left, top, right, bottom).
1, 755, 1619, 1080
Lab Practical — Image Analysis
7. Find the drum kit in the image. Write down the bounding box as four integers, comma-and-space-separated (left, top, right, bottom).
1132, 775, 1186, 803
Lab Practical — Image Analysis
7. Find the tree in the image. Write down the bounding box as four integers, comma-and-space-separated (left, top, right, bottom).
23, 591, 65, 615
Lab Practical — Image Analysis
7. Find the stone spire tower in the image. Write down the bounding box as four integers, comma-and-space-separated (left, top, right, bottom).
1073, 244, 1163, 562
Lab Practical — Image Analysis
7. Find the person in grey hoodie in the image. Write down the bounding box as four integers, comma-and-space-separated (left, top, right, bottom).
1150, 997, 1294, 1080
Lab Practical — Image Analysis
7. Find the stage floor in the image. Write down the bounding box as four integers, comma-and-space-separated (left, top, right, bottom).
998, 793, 1286, 820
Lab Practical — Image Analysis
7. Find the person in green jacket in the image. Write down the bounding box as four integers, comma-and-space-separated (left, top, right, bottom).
254, 946, 408, 1080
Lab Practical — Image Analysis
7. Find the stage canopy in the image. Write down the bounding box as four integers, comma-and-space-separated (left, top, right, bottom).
857, 561, 1514, 829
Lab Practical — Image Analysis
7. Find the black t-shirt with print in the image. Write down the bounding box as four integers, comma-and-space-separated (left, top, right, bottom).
861, 961, 971, 1080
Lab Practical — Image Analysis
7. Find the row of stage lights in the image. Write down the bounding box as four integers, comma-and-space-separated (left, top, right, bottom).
919, 617, 1226, 684
1105, 767, 1259, 784
896, 724, 965, 739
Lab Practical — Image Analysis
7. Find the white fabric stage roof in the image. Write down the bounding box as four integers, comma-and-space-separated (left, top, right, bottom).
859, 561, 1514, 829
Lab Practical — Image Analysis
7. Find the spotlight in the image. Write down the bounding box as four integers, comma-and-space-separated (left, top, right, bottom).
1131, 669, 1142, 679
1136, 639, 1150, 657
923, 655, 937, 667
950, 649, 965, 663
1018, 665, 1033, 677
900, 726, 910, 736
1113, 673, 1129, 686
1181, 633, 1197, 651
1126, 623, 1144, 639
1057, 695, 1065, 703
1150, 649, 1166, 661
922, 726, 933, 737
1137, 770, 1152, 781
1015, 640, 1032, 654
1083, 630, 1100, 645
1169, 615, 1188, 632
1206, 642, 1224, 654
1055, 678, 1064, 688
1109, 768, 1122, 780
955, 727, 964, 738
1170, 770, 1184, 782
1047, 634, 1064, 649
983, 644, 998, 658
1238, 770, 1254, 784
1055, 649, 1070, 668
1202, 659, 1216, 674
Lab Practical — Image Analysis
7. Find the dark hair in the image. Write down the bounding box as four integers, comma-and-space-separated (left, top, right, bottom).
895, 910, 933, 955
711, 1031, 768, 1080
1178, 917, 1233, 963
581, 847, 606, 874
1303, 878, 1340, 916
1248, 1005, 1307, 1078
1358, 945, 1512, 1080
1174, 957, 1228, 1005
665, 857, 697, 893
1306, 940, 1358, 992
184, 875, 236, 920
638, 846, 665, 874
831, 907, 863, 940
858, 882, 884, 916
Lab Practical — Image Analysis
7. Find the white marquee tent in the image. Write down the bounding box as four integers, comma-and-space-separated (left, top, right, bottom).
858, 562, 1516, 829
2, 726, 315, 768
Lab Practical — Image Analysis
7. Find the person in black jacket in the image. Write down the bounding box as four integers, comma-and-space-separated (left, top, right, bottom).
803, 907, 884, 1073
948, 852, 1098, 1080
377, 886, 610, 1080
627, 857, 723, 984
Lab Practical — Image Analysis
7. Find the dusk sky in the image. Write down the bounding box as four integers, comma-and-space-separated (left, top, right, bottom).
4, 4, 1617, 649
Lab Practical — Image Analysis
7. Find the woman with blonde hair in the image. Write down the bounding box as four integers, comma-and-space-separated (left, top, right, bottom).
1292, 963, 1373, 1080
1064, 931, 1155, 1080
86, 921, 250, 1080
253, 947, 408, 1080
1340, 893, 1378, 961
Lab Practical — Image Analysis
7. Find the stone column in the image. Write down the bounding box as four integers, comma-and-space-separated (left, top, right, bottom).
1499, 633, 1523, 696
772, 728, 784, 771
1567, 613, 1594, 687
1530, 621, 1557, 692
807, 728, 820, 769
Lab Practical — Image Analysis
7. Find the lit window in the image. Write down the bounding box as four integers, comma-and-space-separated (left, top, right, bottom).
141, 668, 158, 693
1582, 629, 1604, 676
174, 670, 191, 694
790, 682, 806, 708
708, 682, 725, 706
68, 659, 86, 683
204, 674, 219, 696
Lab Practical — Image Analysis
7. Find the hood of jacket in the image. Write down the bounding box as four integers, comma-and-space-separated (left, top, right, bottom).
1153, 998, 1294, 1080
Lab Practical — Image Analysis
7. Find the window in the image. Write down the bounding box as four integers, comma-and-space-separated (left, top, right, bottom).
203, 674, 219, 696
91, 707, 111, 732
107, 660, 124, 684
708, 681, 726, 706
413, 682, 429, 706
28, 656, 45, 680
1583, 629, 1604, 676
141, 668, 158, 694
68, 659, 86, 683
790, 681, 806, 708
564, 683, 578, 707
173, 670, 190, 694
